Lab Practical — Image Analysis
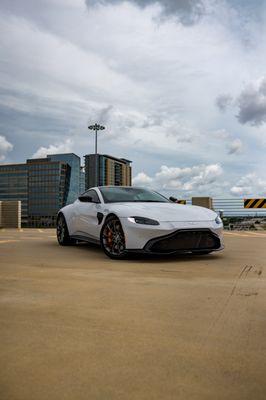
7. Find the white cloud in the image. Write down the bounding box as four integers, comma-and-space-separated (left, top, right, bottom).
133, 172, 153, 186
230, 173, 266, 197
237, 77, 266, 126
215, 94, 233, 112
213, 129, 230, 140
101, 107, 199, 154
133, 163, 223, 194
32, 138, 73, 158
213, 130, 243, 156
227, 138, 243, 155
0, 0, 265, 193
0, 135, 13, 160
86, 0, 205, 25
216, 78, 266, 128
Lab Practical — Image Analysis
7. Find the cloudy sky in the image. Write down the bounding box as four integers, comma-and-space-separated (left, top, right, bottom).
0, 0, 266, 197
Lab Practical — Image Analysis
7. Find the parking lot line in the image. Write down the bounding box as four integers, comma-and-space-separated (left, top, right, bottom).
0, 240, 20, 244
243, 231, 266, 236
224, 231, 265, 238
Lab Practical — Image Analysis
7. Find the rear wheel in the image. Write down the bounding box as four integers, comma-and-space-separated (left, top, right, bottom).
56, 214, 75, 246
100, 216, 127, 259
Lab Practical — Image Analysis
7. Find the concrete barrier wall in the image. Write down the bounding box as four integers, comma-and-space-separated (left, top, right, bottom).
0, 201, 21, 229
192, 197, 213, 209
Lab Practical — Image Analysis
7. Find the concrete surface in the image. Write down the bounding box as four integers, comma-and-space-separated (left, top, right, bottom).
0, 229, 265, 400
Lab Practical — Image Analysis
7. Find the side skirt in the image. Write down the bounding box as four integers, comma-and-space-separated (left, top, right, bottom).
71, 235, 100, 245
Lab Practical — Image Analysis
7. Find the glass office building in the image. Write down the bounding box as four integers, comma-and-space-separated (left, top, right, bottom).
0, 152, 131, 227
48, 153, 81, 204
84, 154, 132, 189
0, 153, 83, 227
27, 158, 71, 227
0, 163, 28, 226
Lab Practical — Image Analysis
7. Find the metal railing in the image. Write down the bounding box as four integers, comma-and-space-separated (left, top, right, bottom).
212, 198, 266, 217
181, 198, 266, 217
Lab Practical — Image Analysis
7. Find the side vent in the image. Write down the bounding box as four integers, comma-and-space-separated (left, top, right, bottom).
97, 212, 104, 225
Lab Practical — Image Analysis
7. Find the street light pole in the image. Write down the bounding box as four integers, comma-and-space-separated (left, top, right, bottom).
88, 123, 105, 186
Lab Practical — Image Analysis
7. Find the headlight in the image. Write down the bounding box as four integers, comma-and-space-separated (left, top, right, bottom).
215, 215, 223, 225
128, 216, 160, 225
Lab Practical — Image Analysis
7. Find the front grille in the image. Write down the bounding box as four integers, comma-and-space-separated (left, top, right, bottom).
145, 229, 221, 254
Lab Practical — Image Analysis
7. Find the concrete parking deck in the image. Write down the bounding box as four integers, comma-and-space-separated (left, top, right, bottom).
0, 229, 265, 400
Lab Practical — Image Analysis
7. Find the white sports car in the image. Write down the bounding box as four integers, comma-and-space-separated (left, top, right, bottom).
56, 186, 224, 259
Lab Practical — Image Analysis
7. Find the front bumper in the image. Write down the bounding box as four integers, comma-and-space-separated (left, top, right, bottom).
143, 228, 222, 254
120, 218, 224, 254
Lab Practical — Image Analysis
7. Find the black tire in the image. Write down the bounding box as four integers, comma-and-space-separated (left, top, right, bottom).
100, 215, 127, 260
56, 214, 76, 246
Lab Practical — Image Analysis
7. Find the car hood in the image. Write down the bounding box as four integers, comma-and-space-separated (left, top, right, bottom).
105, 202, 217, 222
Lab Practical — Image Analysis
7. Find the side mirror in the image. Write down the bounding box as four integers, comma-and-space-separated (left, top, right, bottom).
169, 196, 177, 203
218, 209, 224, 219
78, 195, 93, 203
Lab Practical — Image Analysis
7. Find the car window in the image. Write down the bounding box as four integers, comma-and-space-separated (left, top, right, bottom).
81, 189, 100, 203
99, 187, 169, 203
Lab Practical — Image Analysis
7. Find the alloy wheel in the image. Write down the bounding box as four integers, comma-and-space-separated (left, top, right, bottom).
102, 218, 126, 257
57, 216, 66, 244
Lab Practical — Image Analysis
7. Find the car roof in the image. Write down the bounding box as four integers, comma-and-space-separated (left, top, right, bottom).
94, 186, 145, 190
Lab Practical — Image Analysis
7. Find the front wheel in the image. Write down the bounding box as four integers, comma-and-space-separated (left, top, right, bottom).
56, 214, 76, 246
100, 216, 127, 259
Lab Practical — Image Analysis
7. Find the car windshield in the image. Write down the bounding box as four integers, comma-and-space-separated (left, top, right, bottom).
99, 187, 169, 203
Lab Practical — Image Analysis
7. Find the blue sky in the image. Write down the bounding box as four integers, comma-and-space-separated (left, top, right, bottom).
0, 0, 265, 196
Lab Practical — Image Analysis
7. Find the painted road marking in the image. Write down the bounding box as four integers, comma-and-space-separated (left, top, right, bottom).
224, 232, 248, 235
243, 231, 266, 236
224, 231, 247, 234
224, 232, 265, 238
20, 237, 43, 240
224, 233, 251, 237
0, 240, 20, 244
